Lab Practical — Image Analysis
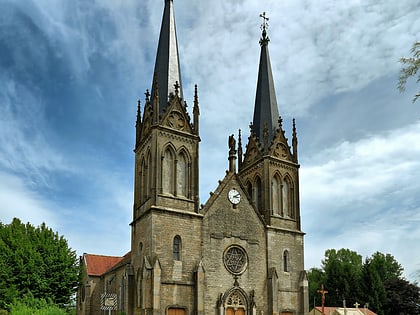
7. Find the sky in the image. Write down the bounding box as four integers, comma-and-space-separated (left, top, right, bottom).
1, 0, 419, 281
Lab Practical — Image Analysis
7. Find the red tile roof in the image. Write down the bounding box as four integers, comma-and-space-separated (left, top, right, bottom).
83, 253, 125, 276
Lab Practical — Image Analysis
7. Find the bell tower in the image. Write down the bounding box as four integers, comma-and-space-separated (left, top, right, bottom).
130, 1, 201, 314
133, 0, 200, 218
238, 12, 301, 230
238, 13, 308, 315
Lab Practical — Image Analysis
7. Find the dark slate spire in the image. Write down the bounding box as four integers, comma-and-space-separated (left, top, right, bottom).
150, 0, 183, 113
252, 12, 280, 143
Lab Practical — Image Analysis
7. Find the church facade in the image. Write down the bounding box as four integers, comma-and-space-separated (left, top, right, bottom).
77, 1, 309, 315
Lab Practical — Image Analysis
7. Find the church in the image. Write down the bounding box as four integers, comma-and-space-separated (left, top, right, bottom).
77, 1, 309, 315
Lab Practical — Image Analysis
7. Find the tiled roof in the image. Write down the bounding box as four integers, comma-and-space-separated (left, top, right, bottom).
312, 306, 377, 315
313, 306, 339, 315
83, 253, 125, 276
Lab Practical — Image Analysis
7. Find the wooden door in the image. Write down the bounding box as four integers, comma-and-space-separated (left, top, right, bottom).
226, 308, 245, 315
168, 308, 185, 315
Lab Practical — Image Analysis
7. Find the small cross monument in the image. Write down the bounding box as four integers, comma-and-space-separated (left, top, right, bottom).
317, 284, 328, 315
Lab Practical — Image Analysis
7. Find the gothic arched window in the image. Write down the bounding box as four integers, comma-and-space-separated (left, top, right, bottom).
176, 151, 188, 197
173, 235, 181, 261
256, 176, 262, 214
283, 250, 289, 272
282, 178, 288, 217
162, 148, 175, 194
247, 181, 252, 201
145, 151, 151, 200
140, 157, 147, 203
272, 175, 281, 215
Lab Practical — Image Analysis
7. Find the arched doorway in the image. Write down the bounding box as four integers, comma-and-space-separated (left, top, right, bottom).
223, 289, 247, 315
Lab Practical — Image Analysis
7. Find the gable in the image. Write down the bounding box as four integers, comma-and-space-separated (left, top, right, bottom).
201, 174, 265, 242
268, 126, 293, 162
242, 135, 262, 166
160, 95, 194, 134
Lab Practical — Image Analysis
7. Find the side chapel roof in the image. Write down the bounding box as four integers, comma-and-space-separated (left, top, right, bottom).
83, 253, 130, 276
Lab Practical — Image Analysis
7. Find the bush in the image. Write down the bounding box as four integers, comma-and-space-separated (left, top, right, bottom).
9, 295, 67, 315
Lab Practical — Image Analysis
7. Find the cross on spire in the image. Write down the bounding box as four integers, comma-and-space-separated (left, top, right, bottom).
260, 12, 269, 31
259, 12, 270, 47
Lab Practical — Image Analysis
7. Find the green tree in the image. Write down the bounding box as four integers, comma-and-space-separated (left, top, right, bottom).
361, 257, 387, 315
307, 267, 325, 309
0, 218, 79, 310
321, 249, 363, 306
360, 252, 403, 315
368, 252, 403, 281
382, 277, 420, 315
308, 249, 419, 315
399, 41, 420, 103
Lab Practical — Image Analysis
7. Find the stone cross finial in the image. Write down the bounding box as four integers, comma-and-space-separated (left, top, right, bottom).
174, 81, 180, 95
354, 302, 360, 308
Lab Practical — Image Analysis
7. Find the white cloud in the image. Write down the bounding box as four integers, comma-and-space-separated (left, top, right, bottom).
301, 122, 420, 278
0, 75, 72, 188
0, 172, 60, 229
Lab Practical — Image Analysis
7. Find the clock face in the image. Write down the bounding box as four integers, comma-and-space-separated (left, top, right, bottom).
228, 188, 241, 205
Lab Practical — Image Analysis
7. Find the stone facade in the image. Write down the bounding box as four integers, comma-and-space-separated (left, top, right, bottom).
77, 1, 309, 315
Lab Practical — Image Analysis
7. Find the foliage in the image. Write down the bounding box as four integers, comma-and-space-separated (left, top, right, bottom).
0, 218, 80, 311
8, 294, 69, 315
321, 249, 363, 306
383, 277, 420, 315
307, 267, 325, 308
308, 248, 419, 315
399, 41, 420, 103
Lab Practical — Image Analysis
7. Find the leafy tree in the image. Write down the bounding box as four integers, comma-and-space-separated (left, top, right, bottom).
0, 218, 79, 310
360, 252, 403, 315
383, 277, 420, 315
399, 41, 420, 103
361, 257, 387, 315
307, 267, 326, 308
368, 252, 403, 281
321, 249, 363, 306
308, 249, 419, 315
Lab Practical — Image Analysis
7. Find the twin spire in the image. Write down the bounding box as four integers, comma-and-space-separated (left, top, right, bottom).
149, 3, 291, 152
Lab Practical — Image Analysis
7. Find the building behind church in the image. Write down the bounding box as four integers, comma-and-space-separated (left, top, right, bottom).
77, 1, 309, 314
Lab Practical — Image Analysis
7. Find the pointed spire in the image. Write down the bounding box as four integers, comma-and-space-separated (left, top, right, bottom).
152, 72, 160, 124
292, 118, 298, 162
150, 0, 183, 113
193, 84, 200, 135
136, 99, 142, 127
252, 12, 280, 144
237, 129, 243, 170
135, 99, 142, 149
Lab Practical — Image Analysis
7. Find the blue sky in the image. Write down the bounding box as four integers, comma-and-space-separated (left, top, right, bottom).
1, 0, 420, 281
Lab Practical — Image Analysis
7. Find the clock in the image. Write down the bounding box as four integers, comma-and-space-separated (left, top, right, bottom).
228, 188, 241, 205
